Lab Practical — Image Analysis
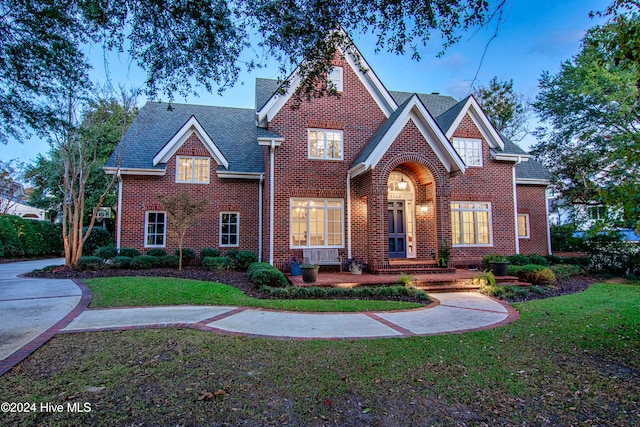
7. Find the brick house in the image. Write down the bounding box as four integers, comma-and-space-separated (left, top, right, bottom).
105, 42, 551, 271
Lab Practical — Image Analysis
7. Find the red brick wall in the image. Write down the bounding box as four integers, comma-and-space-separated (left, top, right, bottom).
119, 133, 260, 257
517, 184, 550, 255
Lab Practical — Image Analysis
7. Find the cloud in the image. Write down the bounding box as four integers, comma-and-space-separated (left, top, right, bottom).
445, 79, 473, 99
428, 52, 468, 69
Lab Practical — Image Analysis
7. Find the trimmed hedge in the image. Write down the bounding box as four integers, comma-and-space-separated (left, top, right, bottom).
119, 247, 141, 258
109, 256, 132, 269
201, 248, 220, 259
259, 284, 429, 300
0, 215, 63, 258
203, 256, 233, 271
130, 255, 160, 269
146, 248, 167, 257
247, 262, 288, 288
235, 251, 258, 271
94, 246, 118, 259
175, 248, 196, 262
83, 227, 112, 255
76, 256, 105, 270
159, 255, 180, 268
508, 264, 556, 286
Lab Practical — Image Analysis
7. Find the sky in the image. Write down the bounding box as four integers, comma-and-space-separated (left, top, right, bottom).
3, 0, 611, 166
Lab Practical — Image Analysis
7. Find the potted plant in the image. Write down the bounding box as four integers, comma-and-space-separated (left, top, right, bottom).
487, 255, 509, 277
437, 240, 451, 268
344, 257, 365, 274
286, 255, 302, 276
300, 261, 320, 283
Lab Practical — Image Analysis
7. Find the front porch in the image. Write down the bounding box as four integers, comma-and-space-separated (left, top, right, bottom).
288, 269, 523, 292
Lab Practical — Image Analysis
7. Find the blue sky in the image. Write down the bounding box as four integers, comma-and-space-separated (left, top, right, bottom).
3, 0, 610, 164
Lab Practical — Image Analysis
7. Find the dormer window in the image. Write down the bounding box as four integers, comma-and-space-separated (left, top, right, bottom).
328, 67, 343, 92
176, 156, 210, 183
452, 137, 482, 167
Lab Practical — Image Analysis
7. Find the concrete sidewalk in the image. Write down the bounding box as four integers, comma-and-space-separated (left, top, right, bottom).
1, 259, 518, 376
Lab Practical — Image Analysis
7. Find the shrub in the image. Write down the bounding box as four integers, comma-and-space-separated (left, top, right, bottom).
201, 248, 220, 259
175, 248, 196, 262
146, 248, 167, 257
76, 256, 105, 271
94, 246, 118, 259
0, 216, 24, 257
507, 254, 531, 266
526, 254, 550, 266
513, 264, 556, 286
159, 255, 180, 268
396, 273, 413, 287
203, 256, 233, 271
480, 254, 508, 271
247, 262, 274, 279
119, 247, 141, 258
0, 216, 63, 258
552, 264, 585, 280
235, 251, 258, 271
83, 226, 112, 255
225, 249, 239, 265
130, 255, 160, 269
109, 256, 132, 269
250, 267, 288, 288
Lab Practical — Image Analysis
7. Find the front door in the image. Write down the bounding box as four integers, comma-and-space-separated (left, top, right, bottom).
388, 201, 406, 258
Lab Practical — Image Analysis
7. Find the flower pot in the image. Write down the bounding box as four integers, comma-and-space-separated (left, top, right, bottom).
290, 263, 301, 276
350, 264, 362, 275
301, 265, 319, 283
490, 262, 509, 277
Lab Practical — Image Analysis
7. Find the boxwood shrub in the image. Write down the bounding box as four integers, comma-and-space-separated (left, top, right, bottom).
109, 256, 132, 269
83, 227, 112, 255
130, 254, 160, 269
94, 246, 118, 260
235, 251, 258, 271
509, 264, 556, 286
159, 254, 180, 268
251, 268, 288, 288
201, 248, 220, 259
76, 256, 105, 271
203, 256, 233, 271
119, 247, 141, 258
175, 248, 196, 263
247, 262, 274, 278
146, 248, 167, 257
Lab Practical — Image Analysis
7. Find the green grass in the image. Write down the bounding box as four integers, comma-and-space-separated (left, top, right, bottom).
85, 277, 424, 312
2, 282, 638, 426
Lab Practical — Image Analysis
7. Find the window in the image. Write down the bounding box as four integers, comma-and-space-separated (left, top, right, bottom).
588, 206, 606, 220
291, 199, 343, 248
452, 138, 482, 166
328, 67, 343, 91
220, 212, 239, 247
451, 202, 492, 246
308, 129, 343, 160
518, 214, 530, 238
176, 156, 210, 183
145, 211, 166, 247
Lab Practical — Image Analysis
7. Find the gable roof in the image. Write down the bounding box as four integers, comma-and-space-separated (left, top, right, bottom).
390, 91, 458, 118
105, 102, 265, 174
350, 94, 465, 177
516, 158, 551, 184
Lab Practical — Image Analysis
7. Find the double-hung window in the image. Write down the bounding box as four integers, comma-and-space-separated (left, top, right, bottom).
328, 67, 343, 92
308, 129, 343, 160
291, 199, 343, 248
176, 156, 210, 183
451, 202, 492, 246
452, 138, 482, 167
220, 212, 239, 247
145, 211, 166, 247
518, 214, 530, 239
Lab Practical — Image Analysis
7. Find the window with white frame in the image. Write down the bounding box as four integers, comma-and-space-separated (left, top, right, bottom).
328, 67, 343, 91
290, 199, 343, 248
308, 129, 343, 160
145, 211, 166, 247
176, 156, 210, 183
220, 212, 239, 247
518, 214, 530, 238
451, 202, 492, 246
452, 138, 482, 166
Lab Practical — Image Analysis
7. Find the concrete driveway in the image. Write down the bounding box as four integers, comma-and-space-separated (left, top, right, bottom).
0, 259, 84, 374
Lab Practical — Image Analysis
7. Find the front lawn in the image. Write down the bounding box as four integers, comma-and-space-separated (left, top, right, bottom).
1, 282, 638, 426
85, 277, 425, 312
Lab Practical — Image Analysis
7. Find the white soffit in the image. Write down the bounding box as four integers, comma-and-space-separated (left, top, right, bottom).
445, 96, 505, 150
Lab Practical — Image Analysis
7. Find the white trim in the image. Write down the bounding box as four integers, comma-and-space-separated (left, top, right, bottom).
257, 136, 284, 146
219, 211, 240, 247
144, 211, 166, 248
518, 213, 531, 239
290, 198, 345, 249
175, 156, 210, 184
450, 201, 494, 247
328, 66, 343, 92
258, 175, 264, 263
346, 172, 352, 259
308, 128, 344, 161
452, 137, 483, 167
217, 171, 264, 180
104, 167, 165, 176
493, 152, 531, 162
152, 116, 229, 169
546, 191, 552, 255
516, 178, 551, 186
269, 142, 275, 265
116, 176, 123, 250
445, 96, 505, 151
513, 162, 521, 253
350, 95, 465, 177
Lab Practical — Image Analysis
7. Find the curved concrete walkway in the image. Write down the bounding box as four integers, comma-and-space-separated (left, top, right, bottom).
0, 259, 518, 376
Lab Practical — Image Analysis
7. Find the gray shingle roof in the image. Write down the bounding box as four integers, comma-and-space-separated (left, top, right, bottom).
255, 78, 283, 111
106, 102, 264, 174
516, 158, 551, 181
390, 91, 458, 117
434, 96, 469, 134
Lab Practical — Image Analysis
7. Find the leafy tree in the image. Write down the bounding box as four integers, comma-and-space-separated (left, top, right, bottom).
1, 0, 504, 143
472, 77, 530, 141
157, 190, 208, 271
0, 160, 26, 216
532, 4, 640, 230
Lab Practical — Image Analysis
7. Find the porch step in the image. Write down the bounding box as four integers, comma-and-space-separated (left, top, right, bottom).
373, 259, 455, 275
415, 275, 526, 293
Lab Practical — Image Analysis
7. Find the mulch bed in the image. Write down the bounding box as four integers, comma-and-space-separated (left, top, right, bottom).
27, 264, 601, 303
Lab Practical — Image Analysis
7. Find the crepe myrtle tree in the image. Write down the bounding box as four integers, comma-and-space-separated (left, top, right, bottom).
1, 0, 505, 144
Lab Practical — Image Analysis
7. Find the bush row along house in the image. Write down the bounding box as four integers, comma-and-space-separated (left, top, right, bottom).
105, 39, 551, 272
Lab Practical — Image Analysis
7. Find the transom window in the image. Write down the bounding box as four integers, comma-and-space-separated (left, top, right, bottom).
308, 129, 343, 160
328, 67, 343, 92
290, 199, 343, 248
518, 214, 530, 238
220, 212, 239, 247
451, 202, 492, 246
452, 138, 482, 167
176, 156, 210, 183
145, 211, 166, 247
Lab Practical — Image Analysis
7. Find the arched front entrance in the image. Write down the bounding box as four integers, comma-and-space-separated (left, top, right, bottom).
387, 171, 416, 258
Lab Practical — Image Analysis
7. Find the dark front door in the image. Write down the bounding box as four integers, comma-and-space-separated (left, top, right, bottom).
388, 201, 406, 258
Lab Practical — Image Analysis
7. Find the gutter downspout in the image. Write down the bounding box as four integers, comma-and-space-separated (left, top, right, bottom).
258, 174, 264, 262
269, 141, 275, 265
513, 157, 522, 254
346, 171, 352, 259
116, 173, 123, 250
546, 188, 552, 255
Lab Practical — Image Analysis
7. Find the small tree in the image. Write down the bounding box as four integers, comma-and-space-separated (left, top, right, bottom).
157, 190, 208, 270
472, 77, 530, 142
